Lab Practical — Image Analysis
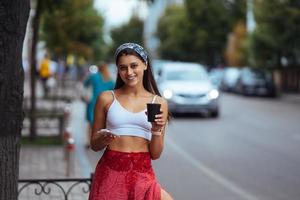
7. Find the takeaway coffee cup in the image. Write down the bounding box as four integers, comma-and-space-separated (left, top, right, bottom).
147, 103, 161, 122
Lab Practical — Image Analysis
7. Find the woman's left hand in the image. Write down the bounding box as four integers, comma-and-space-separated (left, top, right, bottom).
151, 108, 165, 133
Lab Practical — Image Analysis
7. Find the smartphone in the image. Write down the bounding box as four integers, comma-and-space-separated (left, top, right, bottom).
97, 129, 119, 137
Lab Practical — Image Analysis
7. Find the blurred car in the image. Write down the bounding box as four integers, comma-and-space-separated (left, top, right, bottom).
209, 68, 224, 89
152, 59, 170, 81
220, 67, 240, 92
234, 67, 277, 97
156, 61, 220, 117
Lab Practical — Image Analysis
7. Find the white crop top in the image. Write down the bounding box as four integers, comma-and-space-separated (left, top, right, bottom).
106, 91, 157, 141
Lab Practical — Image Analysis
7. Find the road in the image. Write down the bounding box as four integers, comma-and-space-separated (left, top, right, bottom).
86, 93, 300, 200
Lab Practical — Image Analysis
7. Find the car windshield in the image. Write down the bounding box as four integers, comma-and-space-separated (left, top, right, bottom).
225, 69, 240, 79
166, 70, 208, 81
245, 69, 268, 80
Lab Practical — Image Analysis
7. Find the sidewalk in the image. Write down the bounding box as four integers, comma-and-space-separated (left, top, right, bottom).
280, 93, 300, 105
19, 78, 93, 199
19, 99, 91, 179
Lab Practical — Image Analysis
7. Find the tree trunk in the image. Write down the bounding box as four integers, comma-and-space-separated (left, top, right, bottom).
0, 1, 30, 199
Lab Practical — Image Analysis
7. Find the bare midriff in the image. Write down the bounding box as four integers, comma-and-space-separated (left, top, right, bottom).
107, 136, 149, 152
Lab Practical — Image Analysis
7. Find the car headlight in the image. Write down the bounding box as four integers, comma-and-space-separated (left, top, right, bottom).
163, 89, 173, 99
208, 89, 219, 99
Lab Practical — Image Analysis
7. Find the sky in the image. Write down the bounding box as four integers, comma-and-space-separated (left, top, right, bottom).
94, 0, 149, 29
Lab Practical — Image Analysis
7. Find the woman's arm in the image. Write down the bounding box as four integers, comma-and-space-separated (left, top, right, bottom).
90, 91, 116, 151
149, 97, 168, 160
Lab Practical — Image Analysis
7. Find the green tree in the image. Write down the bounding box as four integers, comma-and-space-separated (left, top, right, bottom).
27, 0, 64, 140
42, 0, 105, 61
156, 5, 192, 61
224, 21, 247, 66
251, 0, 300, 68
156, 0, 246, 66
107, 16, 144, 61
27, 0, 103, 140
185, 0, 246, 66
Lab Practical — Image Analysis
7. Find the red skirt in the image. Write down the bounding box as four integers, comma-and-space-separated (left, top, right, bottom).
89, 149, 161, 200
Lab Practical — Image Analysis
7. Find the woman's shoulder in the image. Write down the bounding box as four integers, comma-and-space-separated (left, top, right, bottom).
146, 91, 167, 105
97, 90, 114, 105
155, 95, 167, 105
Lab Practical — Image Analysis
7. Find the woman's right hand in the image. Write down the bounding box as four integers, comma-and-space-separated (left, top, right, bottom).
96, 129, 118, 145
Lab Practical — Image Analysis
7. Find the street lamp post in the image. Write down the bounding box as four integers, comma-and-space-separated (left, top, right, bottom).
247, 0, 256, 33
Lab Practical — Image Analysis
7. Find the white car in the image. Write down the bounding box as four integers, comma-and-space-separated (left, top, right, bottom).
155, 61, 220, 117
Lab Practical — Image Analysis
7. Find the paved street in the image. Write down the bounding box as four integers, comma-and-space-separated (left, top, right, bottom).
152, 94, 300, 200
19, 91, 300, 200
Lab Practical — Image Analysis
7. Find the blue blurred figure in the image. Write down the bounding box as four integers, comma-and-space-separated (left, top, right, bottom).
84, 63, 114, 147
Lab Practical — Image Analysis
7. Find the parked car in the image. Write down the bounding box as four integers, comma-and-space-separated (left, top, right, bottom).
220, 67, 240, 92
155, 61, 220, 117
209, 68, 224, 89
152, 59, 170, 81
234, 67, 277, 97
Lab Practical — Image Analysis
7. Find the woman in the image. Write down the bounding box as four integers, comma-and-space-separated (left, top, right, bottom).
89, 43, 173, 200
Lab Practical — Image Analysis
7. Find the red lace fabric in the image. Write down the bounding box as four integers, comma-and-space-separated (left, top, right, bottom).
89, 149, 161, 200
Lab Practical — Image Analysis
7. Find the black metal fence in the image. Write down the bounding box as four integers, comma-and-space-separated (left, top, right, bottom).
18, 175, 92, 200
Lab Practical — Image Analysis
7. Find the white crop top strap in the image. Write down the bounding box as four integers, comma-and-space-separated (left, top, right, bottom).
151, 95, 157, 103
111, 90, 115, 100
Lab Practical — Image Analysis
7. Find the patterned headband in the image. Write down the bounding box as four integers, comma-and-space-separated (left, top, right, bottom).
115, 43, 148, 64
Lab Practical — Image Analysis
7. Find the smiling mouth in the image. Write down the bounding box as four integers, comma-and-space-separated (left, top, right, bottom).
127, 76, 136, 80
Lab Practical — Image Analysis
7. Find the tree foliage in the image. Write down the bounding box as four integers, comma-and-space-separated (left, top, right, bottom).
251, 0, 300, 68
156, 0, 246, 66
106, 16, 144, 61
41, 0, 105, 61
156, 5, 192, 61
224, 21, 247, 66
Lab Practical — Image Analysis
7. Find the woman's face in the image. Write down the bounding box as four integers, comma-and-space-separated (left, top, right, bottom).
117, 54, 146, 87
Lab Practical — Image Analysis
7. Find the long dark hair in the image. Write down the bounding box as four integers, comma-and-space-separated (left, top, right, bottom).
114, 48, 161, 96
114, 48, 172, 121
